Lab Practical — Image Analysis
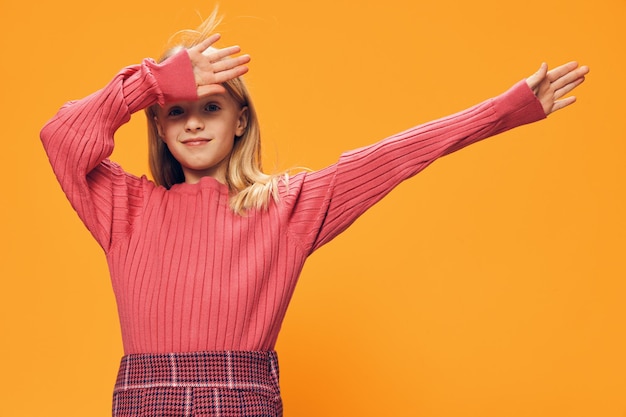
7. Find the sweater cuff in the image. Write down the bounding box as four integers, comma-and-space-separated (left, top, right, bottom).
493, 80, 546, 129
145, 49, 198, 105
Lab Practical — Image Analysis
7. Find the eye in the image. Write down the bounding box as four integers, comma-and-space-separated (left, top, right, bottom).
167, 106, 184, 117
205, 103, 221, 112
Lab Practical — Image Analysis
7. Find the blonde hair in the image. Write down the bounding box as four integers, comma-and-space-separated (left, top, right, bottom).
146, 9, 284, 214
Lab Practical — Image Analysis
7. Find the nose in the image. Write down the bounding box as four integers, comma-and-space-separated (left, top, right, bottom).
185, 114, 204, 132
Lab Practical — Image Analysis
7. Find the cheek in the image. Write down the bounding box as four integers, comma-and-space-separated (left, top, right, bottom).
160, 122, 182, 141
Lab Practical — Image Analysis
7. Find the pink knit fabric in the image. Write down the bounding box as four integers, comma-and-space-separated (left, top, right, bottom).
41, 50, 546, 354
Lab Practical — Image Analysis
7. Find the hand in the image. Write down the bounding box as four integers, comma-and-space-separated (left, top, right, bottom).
186, 33, 251, 97
526, 61, 589, 115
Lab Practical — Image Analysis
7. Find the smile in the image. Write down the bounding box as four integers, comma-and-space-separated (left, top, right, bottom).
181, 138, 212, 146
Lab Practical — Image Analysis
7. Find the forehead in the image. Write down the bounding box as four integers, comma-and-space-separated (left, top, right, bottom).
160, 87, 232, 107
156, 90, 239, 117
163, 94, 228, 106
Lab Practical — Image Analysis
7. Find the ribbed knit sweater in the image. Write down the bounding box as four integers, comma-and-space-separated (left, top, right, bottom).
41, 50, 546, 354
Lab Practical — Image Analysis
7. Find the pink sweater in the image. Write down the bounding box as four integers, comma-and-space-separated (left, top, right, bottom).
41, 50, 546, 354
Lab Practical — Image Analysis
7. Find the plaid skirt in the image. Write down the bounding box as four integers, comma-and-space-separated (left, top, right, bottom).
113, 351, 283, 417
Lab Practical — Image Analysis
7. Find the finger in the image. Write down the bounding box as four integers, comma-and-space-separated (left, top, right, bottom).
212, 54, 251, 73
553, 76, 586, 100
551, 65, 589, 91
213, 65, 250, 84
526, 62, 548, 90
551, 96, 577, 113
194, 34, 221, 54
546, 61, 579, 82
203, 45, 242, 61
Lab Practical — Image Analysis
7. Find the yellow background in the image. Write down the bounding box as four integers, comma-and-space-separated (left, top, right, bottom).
1, 0, 624, 416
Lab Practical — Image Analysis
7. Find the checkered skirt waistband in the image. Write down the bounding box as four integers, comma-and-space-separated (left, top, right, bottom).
114, 351, 280, 395
113, 351, 282, 416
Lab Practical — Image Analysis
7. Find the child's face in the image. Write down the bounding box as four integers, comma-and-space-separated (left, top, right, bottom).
154, 88, 248, 184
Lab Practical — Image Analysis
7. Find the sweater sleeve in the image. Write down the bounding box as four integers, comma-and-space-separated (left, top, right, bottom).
286, 80, 547, 255
40, 50, 197, 252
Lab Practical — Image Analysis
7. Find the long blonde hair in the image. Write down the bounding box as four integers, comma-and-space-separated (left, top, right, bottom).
146, 9, 284, 214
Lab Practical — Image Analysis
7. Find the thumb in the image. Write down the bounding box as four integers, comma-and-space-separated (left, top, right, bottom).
525, 62, 548, 91
197, 83, 228, 98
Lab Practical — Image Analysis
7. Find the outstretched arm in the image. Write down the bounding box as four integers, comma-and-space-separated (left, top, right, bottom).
526, 61, 589, 115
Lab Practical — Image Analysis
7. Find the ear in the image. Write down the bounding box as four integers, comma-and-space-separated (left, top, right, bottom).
153, 116, 165, 139
235, 106, 249, 137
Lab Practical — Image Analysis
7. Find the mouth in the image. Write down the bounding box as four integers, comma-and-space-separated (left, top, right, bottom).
181, 138, 212, 146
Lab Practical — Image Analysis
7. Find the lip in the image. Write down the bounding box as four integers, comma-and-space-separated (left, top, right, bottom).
181, 138, 212, 146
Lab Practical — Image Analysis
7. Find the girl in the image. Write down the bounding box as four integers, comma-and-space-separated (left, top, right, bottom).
40, 12, 588, 417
